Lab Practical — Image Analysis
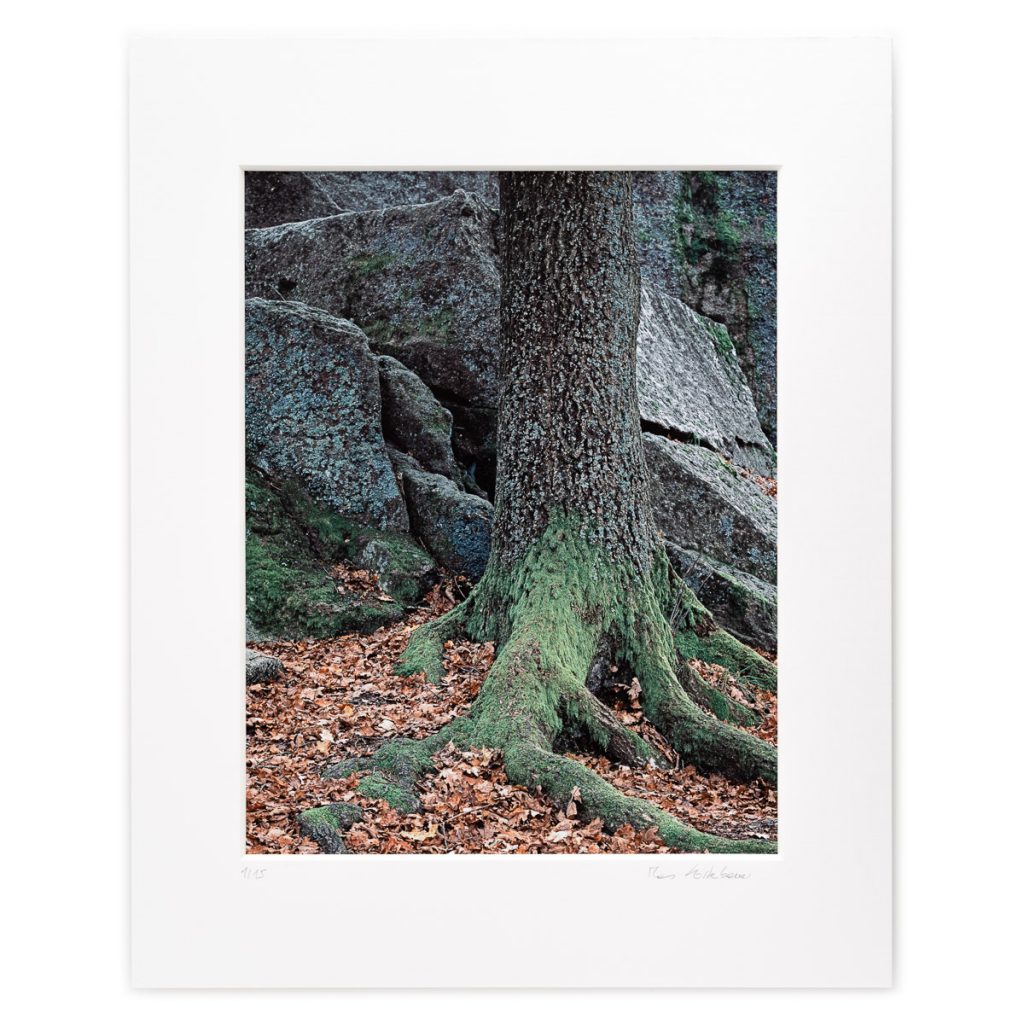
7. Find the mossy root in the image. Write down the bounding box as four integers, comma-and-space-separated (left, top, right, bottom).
394, 600, 472, 684
502, 742, 774, 853
561, 688, 668, 768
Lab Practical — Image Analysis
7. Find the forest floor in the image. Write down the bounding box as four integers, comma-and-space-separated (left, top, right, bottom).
247, 570, 778, 854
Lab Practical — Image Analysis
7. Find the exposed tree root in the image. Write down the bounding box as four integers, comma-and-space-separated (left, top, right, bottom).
393, 600, 472, 684
679, 668, 760, 728
561, 687, 666, 768
627, 615, 778, 786
297, 802, 364, 854
310, 525, 779, 855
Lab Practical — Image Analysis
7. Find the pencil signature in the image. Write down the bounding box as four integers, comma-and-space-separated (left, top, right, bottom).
647, 865, 751, 881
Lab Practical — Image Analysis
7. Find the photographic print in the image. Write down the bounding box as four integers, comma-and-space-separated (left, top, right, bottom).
244, 170, 778, 855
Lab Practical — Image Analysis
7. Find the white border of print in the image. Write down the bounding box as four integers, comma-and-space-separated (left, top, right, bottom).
130, 36, 891, 988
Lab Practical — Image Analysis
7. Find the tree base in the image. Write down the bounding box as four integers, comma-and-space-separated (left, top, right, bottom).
310, 520, 778, 855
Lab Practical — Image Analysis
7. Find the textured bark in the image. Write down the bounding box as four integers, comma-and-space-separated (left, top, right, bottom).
489, 172, 655, 573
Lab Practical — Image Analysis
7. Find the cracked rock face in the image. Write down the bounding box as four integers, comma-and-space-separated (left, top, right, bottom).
376, 354, 463, 485
637, 283, 774, 476
246, 190, 774, 483
245, 169, 778, 447
245, 299, 408, 531
245, 190, 502, 410
243, 172, 778, 649
644, 434, 777, 583
675, 171, 778, 444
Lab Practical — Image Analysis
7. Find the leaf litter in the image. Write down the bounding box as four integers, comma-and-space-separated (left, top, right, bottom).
247, 571, 777, 854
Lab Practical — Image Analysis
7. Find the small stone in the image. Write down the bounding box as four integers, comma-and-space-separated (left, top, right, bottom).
246, 648, 283, 684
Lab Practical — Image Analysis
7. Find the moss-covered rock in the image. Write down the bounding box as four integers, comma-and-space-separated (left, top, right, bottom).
637, 282, 773, 475
245, 191, 502, 410
354, 534, 436, 608
667, 543, 777, 655
674, 171, 777, 443
246, 466, 435, 638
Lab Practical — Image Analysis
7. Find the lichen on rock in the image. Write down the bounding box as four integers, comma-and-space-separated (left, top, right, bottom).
376, 353, 463, 483
390, 450, 493, 581
637, 282, 774, 475
245, 298, 408, 531
644, 434, 777, 583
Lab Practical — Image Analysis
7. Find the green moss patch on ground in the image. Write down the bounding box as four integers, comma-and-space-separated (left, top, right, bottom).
246, 464, 435, 638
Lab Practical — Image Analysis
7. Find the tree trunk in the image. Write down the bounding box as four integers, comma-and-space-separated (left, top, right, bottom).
322, 172, 778, 854
490, 171, 654, 572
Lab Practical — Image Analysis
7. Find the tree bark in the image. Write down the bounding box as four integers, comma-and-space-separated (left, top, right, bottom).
489, 171, 655, 572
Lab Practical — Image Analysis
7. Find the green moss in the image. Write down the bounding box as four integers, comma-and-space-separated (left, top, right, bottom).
297, 802, 365, 854
708, 320, 736, 363
394, 632, 446, 684
359, 307, 456, 345
323, 737, 443, 815
356, 774, 420, 814
350, 251, 394, 278
673, 171, 747, 272
504, 742, 773, 853
357, 534, 436, 607
246, 466, 420, 637
682, 674, 759, 728
246, 534, 401, 637
664, 571, 777, 694
712, 210, 743, 254
417, 308, 455, 340
299, 802, 363, 832
674, 629, 777, 694
695, 170, 719, 192
560, 695, 661, 765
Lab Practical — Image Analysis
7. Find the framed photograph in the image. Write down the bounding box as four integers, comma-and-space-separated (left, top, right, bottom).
130, 36, 891, 987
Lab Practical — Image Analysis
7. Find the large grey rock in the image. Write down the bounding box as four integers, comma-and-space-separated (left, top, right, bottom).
666, 544, 777, 655
637, 283, 774, 475
376, 355, 462, 484
245, 190, 502, 409
245, 299, 407, 531
244, 170, 777, 445
644, 434, 776, 583
245, 465, 413, 638
390, 451, 493, 580
246, 648, 283, 684
245, 171, 498, 228
245, 171, 676, 292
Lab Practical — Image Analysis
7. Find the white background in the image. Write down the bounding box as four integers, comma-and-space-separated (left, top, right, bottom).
3, 0, 1020, 1018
